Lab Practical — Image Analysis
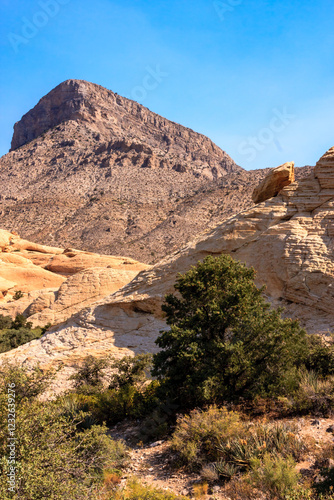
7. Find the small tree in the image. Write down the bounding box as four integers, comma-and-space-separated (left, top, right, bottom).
108, 354, 152, 390
152, 254, 307, 409
71, 355, 109, 393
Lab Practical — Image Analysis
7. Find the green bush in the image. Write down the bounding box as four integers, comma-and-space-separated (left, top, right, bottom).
289, 370, 334, 415
217, 420, 305, 475
171, 406, 306, 482
0, 364, 129, 500
71, 355, 109, 393
108, 354, 152, 391
0, 315, 12, 329
152, 254, 308, 410
91, 380, 160, 426
69, 354, 159, 426
171, 406, 244, 467
302, 335, 334, 377
13, 291, 24, 301
0, 314, 49, 354
0, 362, 55, 402
248, 453, 300, 499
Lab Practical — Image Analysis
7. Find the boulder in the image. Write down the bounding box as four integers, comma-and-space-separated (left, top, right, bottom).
252, 161, 295, 204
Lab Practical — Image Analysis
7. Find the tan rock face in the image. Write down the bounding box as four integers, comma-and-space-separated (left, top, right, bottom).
0, 231, 65, 296
252, 162, 295, 204
0, 230, 148, 326
1, 150, 333, 393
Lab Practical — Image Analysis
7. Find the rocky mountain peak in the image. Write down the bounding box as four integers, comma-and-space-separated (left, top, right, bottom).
10, 79, 240, 178
11, 80, 89, 151
1, 80, 312, 264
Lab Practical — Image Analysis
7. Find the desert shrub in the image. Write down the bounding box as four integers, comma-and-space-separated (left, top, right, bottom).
70, 354, 158, 426
10, 314, 32, 330
222, 476, 261, 500
302, 335, 334, 377
152, 254, 308, 410
72, 353, 152, 395
285, 489, 315, 500
217, 420, 305, 475
0, 362, 54, 402
58, 392, 99, 430
248, 453, 300, 499
0, 314, 50, 354
171, 406, 245, 467
311, 445, 334, 499
111, 478, 188, 499
13, 291, 24, 301
171, 406, 306, 483
0, 315, 12, 329
93, 380, 160, 426
0, 364, 129, 500
71, 355, 109, 393
138, 397, 180, 443
289, 370, 334, 415
108, 354, 152, 390
0, 327, 44, 353
200, 463, 219, 482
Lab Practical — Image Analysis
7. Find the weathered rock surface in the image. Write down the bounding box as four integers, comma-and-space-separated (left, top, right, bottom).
1, 149, 333, 391
0, 229, 148, 326
252, 161, 295, 204
0, 79, 311, 264
0, 229, 65, 296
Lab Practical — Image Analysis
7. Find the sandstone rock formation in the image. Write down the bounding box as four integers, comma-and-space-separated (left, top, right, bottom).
0, 229, 65, 297
0, 229, 148, 326
252, 161, 295, 204
0, 149, 333, 391
0, 79, 311, 264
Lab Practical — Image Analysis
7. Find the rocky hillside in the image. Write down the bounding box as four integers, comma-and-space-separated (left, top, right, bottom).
0, 79, 312, 263
0, 79, 239, 263
1, 147, 332, 390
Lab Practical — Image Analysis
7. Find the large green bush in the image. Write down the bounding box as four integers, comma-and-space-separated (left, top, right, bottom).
68, 354, 159, 426
0, 364, 129, 500
152, 254, 308, 409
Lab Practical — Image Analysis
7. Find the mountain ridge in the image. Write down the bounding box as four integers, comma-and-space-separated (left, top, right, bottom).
0, 80, 312, 263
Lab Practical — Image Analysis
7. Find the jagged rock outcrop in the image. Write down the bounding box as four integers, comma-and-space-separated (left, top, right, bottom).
252, 161, 295, 204
0, 229, 148, 324
1, 149, 333, 391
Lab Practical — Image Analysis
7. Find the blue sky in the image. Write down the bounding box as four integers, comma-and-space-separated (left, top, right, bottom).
0, 0, 333, 169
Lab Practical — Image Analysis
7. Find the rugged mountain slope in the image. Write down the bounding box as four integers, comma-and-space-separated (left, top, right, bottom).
0, 79, 312, 263
1, 148, 332, 388
0, 228, 148, 326
0, 79, 240, 263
